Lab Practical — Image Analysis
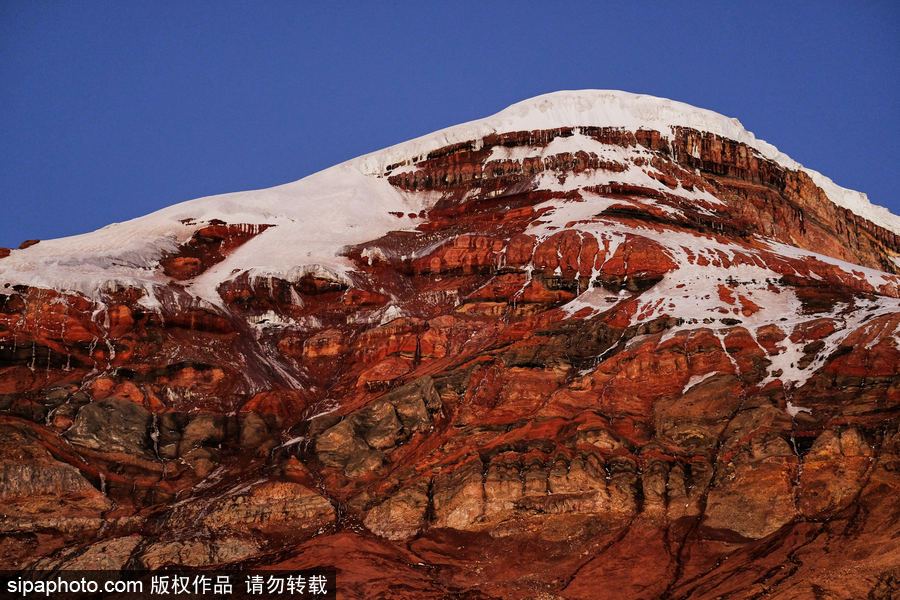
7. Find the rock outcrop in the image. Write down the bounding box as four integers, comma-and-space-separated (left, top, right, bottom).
1, 90, 899, 598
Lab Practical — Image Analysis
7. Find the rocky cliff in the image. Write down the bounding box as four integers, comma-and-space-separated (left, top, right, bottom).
1, 90, 899, 599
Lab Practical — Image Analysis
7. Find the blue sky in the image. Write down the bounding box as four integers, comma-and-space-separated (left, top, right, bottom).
1, 1, 897, 248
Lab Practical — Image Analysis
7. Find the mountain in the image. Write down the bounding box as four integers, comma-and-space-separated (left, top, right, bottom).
2, 90, 899, 599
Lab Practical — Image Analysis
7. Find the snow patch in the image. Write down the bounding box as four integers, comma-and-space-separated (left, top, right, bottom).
3, 89, 897, 311
360, 90, 897, 234
1, 164, 427, 306
786, 401, 812, 417
682, 371, 717, 394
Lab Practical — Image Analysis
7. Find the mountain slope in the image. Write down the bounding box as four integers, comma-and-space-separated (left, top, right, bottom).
1, 90, 899, 599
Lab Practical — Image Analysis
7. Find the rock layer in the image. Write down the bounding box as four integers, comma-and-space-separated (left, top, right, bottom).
1, 91, 899, 598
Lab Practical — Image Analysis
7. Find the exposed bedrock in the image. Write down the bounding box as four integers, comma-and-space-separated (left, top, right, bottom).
1, 112, 899, 598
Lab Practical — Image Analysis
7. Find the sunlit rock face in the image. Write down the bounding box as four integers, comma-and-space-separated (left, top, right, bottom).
2, 90, 900, 599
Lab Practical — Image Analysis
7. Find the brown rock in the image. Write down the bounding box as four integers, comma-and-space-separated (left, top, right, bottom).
199, 480, 334, 536
30, 535, 142, 570
704, 433, 797, 539
364, 479, 429, 540
138, 537, 260, 569
433, 458, 485, 530
64, 398, 154, 458
0, 425, 112, 526
315, 418, 382, 477
798, 428, 873, 517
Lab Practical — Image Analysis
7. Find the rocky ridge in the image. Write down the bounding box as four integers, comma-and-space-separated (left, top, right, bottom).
1, 90, 899, 599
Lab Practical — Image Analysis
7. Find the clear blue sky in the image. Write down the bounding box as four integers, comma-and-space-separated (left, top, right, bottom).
1, 1, 897, 248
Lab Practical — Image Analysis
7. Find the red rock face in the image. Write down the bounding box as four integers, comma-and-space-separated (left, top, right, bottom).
160, 221, 272, 279
2, 100, 900, 599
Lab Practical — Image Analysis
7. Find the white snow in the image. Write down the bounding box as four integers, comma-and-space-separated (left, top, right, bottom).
356, 90, 898, 234
1, 90, 897, 308
277, 436, 306, 449
543, 210, 900, 391
249, 309, 296, 330
527, 194, 624, 236
682, 371, 718, 394
515, 135, 724, 212
1, 164, 427, 306
786, 401, 812, 417
376, 305, 406, 325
